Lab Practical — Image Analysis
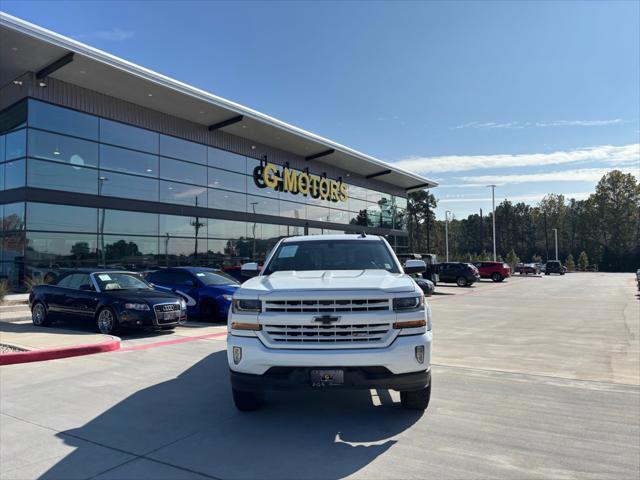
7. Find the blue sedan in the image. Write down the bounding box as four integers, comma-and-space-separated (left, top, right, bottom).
146, 267, 240, 322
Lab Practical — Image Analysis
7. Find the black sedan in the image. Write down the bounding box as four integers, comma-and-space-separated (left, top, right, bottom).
29, 270, 187, 335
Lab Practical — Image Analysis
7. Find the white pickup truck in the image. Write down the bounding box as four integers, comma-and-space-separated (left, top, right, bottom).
227, 234, 432, 411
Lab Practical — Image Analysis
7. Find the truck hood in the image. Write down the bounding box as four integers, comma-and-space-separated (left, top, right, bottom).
238, 269, 417, 296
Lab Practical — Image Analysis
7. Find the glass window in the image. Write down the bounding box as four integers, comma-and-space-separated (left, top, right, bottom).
100, 209, 158, 236
25, 232, 97, 269
27, 203, 96, 232
0, 100, 27, 133
394, 196, 408, 210
208, 167, 246, 192
161, 237, 204, 266
28, 130, 98, 167
208, 219, 246, 239
160, 214, 207, 237
159, 181, 206, 207
208, 147, 246, 172
100, 171, 158, 201
280, 200, 306, 220
94, 272, 152, 291
100, 144, 158, 177
29, 100, 99, 140
67, 273, 93, 290
347, 184, 367, 201
367, 190, 384, 204
247, 174, 279, 198
100, 119, 159, 153
1, 231, 25, 265
2, 203, 25, 231
5, 129, 26, 160
0, 135, 5, 162
247, 195, 279, 217
102, 235, 158, 270
160, 135, 206, 164
28, 159, 97, 195
0, 162, 4, 191
192, 270, 239, 286
5, 159, 26, 190
160, 157, 207, 185
208, 188, 246, 212
328, 208, 350, 224
348, 197, 368, 215
307, 204, 330, 223
255, 223, 281, 241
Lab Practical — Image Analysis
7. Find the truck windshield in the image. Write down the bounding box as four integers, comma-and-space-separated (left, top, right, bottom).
264, 239, 400, 274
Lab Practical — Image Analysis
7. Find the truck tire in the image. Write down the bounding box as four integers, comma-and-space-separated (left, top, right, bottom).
400, 382, 431, 410
232, 388, 264, 411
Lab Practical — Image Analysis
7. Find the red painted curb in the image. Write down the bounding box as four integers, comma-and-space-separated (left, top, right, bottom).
0, 337, 121, 366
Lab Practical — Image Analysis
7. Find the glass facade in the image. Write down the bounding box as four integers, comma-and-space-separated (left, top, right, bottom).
0, 99, 409, 290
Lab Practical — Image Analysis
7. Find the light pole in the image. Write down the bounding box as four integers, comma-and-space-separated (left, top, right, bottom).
445, 210, 451, 262
250, 202, 259, 260
486, 184, 497, 261
98, 176, 108, 266
552, 228, 558, 261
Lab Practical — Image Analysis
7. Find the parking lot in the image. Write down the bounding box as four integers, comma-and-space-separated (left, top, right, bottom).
1, 273, 638, 479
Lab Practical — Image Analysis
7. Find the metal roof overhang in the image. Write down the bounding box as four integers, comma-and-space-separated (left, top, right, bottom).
0, 12, 437, 192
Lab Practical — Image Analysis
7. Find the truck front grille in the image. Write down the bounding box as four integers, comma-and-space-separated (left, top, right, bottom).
263, 323, 392, 344
264, 298, 390, 313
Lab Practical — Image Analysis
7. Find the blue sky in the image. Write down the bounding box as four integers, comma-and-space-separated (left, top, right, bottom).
3, 0, 639, 218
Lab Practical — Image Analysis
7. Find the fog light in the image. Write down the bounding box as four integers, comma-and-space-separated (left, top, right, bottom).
232, 346, 242, 365
415, 345, 425, 364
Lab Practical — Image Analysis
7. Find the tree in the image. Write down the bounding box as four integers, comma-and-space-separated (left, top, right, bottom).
578, 251, 589, 271
70, 242, 90, 258
506, 249, 519, 270
407, 191, 437, 252
565, 254, 575, 272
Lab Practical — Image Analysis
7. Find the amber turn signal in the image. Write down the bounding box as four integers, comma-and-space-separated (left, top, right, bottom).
231, 322, 263, 331
392, 320, 427, 329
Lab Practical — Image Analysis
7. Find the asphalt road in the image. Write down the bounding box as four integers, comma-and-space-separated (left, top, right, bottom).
1, 273, 639, 479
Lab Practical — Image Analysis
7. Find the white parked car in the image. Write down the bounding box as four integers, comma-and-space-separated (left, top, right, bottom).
227, 234, 432, 411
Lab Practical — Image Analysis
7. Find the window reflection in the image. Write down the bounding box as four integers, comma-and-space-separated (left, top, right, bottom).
160, 157, 207, 185
100, 171, 158, 201
5, 129, 26, 160
27, 203, 96, 232
208, 167, 246, 192
307, 204, 330, 222
29, 100, 99, 140
4, 159, 25, 190
100, 118, 159, 153
2, 203, 25, 231
100, 144, 158, 177
160, 135, 206, 164
280, 201, 306, 220
208, 219, 247, 239
0, 100, 27, 134
28, 159, 97, 194
160, 214, 206, 238
100, 209, 158, 236
208, 188, 246, 212
159, 181, 206, 206
208, 147, 246, 172
101, 235, 158, 270
25, 232, 97, 270
161, 236, 207, 267
29, 130, 98, 168
247, 195, 279, 216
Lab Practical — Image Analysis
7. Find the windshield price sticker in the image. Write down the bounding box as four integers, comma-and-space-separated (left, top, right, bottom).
196, 273, 206, 277
98, 274, 112, 281
253, 161, 348, 203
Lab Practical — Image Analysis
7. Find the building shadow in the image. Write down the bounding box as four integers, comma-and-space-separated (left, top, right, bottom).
41, 351, 424, 479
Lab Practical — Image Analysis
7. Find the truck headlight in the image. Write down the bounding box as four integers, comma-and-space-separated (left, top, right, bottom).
233, 299, 261, 313
124, 302, 150, 311
392, 295, 424, 312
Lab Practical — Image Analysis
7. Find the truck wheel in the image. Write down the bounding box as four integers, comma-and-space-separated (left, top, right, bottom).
456, 276, 468, 287
232, 388, 264, 411
31, 302, 51, 327
400, 383, 431, 410
491, 272, 502, 282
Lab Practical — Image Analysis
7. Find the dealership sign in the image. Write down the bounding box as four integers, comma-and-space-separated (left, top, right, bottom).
253, 162, 348, 203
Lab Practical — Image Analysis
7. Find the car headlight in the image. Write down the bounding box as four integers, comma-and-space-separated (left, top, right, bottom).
179, 299, 187, 310
392, 295, 424, 312
124, 302, 150, 311
222, 294, 233, 302
233, 298, 261, 313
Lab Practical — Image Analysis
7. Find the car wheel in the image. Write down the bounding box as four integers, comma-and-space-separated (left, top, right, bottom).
545, 272, 550, 275
31, 302, 50, 327
200, 300, 218, 322
232, 388, 264, 411
491, 272, 502, 282
401, 382, 431, 410
96, 307, 119, 335
456, 276, 468, 287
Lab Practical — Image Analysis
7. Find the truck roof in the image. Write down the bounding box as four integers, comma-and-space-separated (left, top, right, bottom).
280, 234, 383, 243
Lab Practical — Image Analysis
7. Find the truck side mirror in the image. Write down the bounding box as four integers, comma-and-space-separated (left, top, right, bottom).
404, 259, 426, 275
241, 262, 260, 278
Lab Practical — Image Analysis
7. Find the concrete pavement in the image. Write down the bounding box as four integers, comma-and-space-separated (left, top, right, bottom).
1, 273, 639, 479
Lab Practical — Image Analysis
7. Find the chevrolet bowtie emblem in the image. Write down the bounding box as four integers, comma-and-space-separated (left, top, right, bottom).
313, 315, 340, 325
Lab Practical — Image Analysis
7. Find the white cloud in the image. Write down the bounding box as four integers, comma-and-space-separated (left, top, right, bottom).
75, 28, 134, 41
437, 192, 592, 204
455, 119, 626, 129
455, 166, 639, 186
394, 143, 640, 174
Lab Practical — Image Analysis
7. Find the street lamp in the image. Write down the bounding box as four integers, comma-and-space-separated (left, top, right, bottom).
552, 228, 558, 261
486, 184, 497, 261
445, 210, 451, 262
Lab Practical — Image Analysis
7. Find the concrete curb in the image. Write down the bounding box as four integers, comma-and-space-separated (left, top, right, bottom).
0, 336, 121, 366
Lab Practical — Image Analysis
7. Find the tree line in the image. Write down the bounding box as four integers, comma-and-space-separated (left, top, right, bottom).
407, 170, 640, 272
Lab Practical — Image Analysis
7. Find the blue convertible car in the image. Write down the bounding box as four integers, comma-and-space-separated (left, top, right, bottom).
146, 267, 240, 322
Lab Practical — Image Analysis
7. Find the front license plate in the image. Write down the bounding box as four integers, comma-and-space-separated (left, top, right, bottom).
159, 311, 180, 321
310, 369, 344, 387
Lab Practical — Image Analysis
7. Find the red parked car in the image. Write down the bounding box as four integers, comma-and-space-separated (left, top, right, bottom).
473, 261, 511, 282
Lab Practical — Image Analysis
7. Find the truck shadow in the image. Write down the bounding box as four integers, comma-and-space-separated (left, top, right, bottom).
41, 350, 424, 479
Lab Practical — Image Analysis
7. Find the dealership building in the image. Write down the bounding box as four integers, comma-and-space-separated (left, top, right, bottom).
0, 13, 436, 290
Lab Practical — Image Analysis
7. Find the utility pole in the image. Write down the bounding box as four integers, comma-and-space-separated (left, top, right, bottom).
479, 208, 483, 254
486, 185, 497, 261
445, 210, 451, 262
552, 228, 558, 261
